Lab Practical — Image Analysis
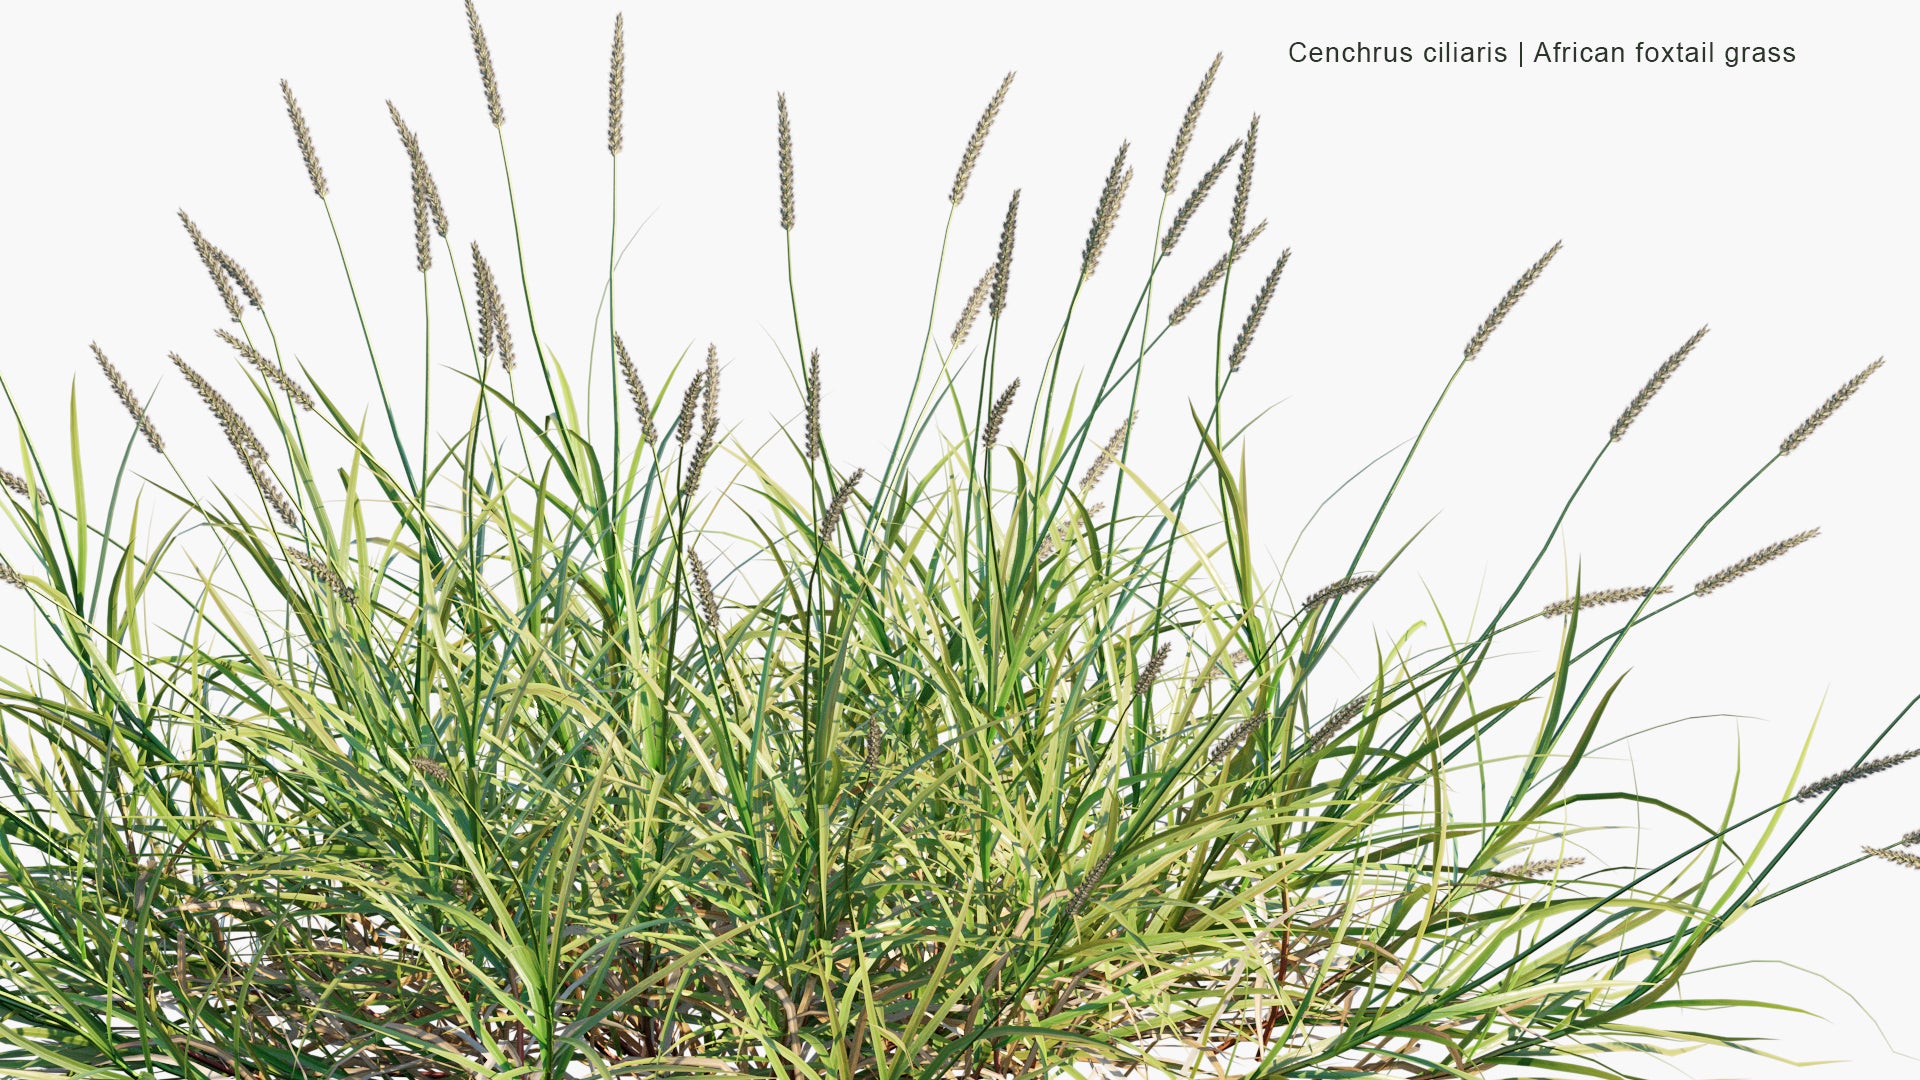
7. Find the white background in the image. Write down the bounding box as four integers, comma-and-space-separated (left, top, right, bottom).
3, 2, 1915, 1076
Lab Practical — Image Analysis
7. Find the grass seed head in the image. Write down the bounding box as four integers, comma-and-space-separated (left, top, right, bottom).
1795, 747, 1920, 802
805, 349, 821, 460
1463, 241, 1561, 362
287, 548, 354, 602
1078, 415, 1132, 493
684, 346, 722, 497
410, 757, 452, 784
1067, 848, 1115, 916
608, 14, 625, 156
702, 344, 722, 436
1301, 573, 1376, 613
491, 290, 516, 373
950, 71, 1014, 205
470, 243, 514, 370
471, 242, 498, 360
688, 550, 720, 632
91, 343, 165, 453
677, 368, 706, 445
820, 468, 864, 544
1612, 326, 1708, 442
1308, 691, 1372, 753
211, 245, 265, 312
1, 467, 44, 506
171, 353, 270, 465
1168, 219, 1266, 326
1902, 828, 1920, 849
1539, 585, 1673, 618
387, 102, 435, 272
1036, 500, 1104, 562
990, 189, 1021, 318
280, 79, 328, 198
465, 0, 505, 126
1164, 53, 1222, 195
1161, 137, 1240, 257
950, 264, 994, 349
215, 329, 315, 412
1080, 141, 1132, 278
179, 211, 243, 323
1482, 856, 1585, 886
1229, 113, 1258, 244
1780, 357, 1886, 455
1692, 528, 1819, 597
1227, 247, 1290, 371
0, 560, 24, 590
1863, 846, 1920, 871
1210, 713, 1267, 764
247, 454, 300, 528
1134, 641, 1172, 696
1198, 647, 1253, 684
382, 104, 452, 238
614, 332, 657, 446
777, 92, 795, 231
983, 378, 1020, 449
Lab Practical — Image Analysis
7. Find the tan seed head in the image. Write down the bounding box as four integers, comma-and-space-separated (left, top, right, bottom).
1463, 242, 1562, 363
1864, 845, 1920, 871
1301, 573, 1376, 613
614, 332, 657, 446
1227, 248, 1290, 371
1611, 326, 1709, 442
1161, 137, 1241, 258
950, 263, 994, 350
287, 548, 354, 602
179, 211, 243, 323
1780, 357, 1886, 455
91, 343, 165, 453
215, 329, 314, 412
280, 79, 328, 199
387, 102, 435, 272
688, 550, 721, 632
950, 71, 1015, 206
470, 243, 514, 371
1795, 747, 1920, 802
1168, 219, 1266, 326
1307, 691, 1372, 753
820, 468, 864, 544
1692, 528, 1819, 598
777, 92, 796, 231
1067, 848, 1115, 917
990, 189, 1021, 318
1078, 415, 1132, 493
1538, 585, 1673, 618
1080, 141, 1133, 278
1482, 856, 1585, 886
677, 368, 706, 445
1229, 113, 1258, 245
0, 467, 43, 506
804, 349, 821, 461
1134, 641, 1172, 696
465, 0, 506, 126
1164, 53, 1223, 195
1210, 713, 1267, 765
608, 14, 625, 156
171, 353, 270, 465
983, 378, 1020, 450
211, 245, 265, 312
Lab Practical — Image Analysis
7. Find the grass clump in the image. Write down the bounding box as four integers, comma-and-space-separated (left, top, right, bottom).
0, 10, 1911, 1080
